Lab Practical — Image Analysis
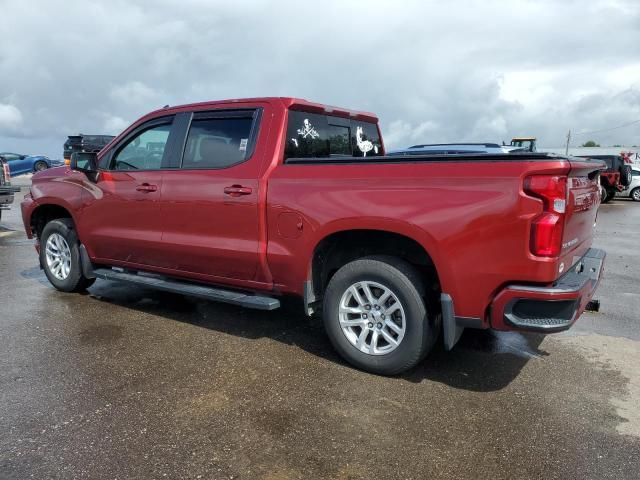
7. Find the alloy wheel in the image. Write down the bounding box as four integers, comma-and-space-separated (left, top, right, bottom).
338, 280, 406, 355
45, 233, 72, 280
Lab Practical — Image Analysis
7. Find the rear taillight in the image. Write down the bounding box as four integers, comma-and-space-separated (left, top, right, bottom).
524, 175, 567, 257
2, 162, 10, 182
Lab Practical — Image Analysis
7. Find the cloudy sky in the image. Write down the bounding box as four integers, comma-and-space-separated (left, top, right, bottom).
1, 0, 639, 158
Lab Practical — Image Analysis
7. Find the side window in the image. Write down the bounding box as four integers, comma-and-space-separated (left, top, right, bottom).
112, 123, 172, 171
328, 124, 351, 156
284, 110, 382, 159
181, 116, 254, 169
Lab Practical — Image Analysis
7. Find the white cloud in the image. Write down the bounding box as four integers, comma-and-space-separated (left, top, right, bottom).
0, 103, 24, 136
0, 0, 639, 155
102, 115, 130, 134
109, 81, 163, 107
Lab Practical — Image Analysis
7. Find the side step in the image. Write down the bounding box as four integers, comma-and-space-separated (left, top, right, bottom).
92, 268, 280, 311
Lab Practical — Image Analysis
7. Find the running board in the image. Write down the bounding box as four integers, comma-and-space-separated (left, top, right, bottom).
92, 268, 280, 310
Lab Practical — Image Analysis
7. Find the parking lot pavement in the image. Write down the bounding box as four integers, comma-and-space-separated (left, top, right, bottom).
1, 176, 639, 480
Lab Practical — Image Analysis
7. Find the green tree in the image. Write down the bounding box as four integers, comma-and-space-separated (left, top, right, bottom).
581, 140, 600, 147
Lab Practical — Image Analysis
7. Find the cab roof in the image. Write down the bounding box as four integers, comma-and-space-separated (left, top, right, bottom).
149, 97, 379, 123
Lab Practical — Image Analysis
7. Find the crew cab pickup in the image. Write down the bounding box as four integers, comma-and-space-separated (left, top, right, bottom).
21, 97, 606, 375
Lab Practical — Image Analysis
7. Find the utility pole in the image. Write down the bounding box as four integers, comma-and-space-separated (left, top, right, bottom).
565, 130, 571, 155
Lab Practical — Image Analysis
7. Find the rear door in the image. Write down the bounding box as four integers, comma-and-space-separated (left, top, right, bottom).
80, 116, 178, 267
158, 108, 265, 282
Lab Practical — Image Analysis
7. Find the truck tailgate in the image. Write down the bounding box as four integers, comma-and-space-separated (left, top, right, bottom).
560, 158, 604, 270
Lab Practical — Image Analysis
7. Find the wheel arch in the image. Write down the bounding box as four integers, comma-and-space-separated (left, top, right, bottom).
307, 224, 451, 309
30, 202, 76, 239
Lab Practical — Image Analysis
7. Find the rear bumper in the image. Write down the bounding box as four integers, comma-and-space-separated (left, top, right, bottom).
490, 248, 606, 333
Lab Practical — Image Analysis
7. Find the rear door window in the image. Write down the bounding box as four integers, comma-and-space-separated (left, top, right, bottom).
182, 116, 255, 169
285, 110, 382, 160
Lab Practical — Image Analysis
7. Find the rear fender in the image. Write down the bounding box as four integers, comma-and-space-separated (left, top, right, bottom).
309, 218, 455, 298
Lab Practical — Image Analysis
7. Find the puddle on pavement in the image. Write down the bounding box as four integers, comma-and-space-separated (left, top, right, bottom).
78, 324, 124, 345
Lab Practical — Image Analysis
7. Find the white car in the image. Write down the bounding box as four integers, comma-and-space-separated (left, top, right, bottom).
616, 167, 640, 201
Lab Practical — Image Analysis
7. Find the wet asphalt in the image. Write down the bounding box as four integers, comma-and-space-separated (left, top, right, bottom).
1, 176, 639, 480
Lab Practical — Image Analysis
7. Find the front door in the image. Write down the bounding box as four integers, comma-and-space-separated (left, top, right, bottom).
159, 108, 264, 283
79, 117, 175, 267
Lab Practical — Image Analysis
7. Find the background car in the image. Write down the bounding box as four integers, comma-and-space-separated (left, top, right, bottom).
577, 154, 633, 203
388, 143, 526, 156
63, 134, 115, 164
0, 155, 21, 222
0, 152, 64, 176
616, 167, 640, 201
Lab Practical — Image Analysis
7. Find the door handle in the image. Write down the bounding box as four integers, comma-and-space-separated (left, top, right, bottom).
136, 183, 158, 192
224, 185, 252, 197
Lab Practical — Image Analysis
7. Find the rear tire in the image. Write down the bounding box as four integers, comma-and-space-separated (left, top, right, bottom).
322, 256, 437, 375
40, 218, 95, 292
631, 187, 640, 202
601, 189, 615, 203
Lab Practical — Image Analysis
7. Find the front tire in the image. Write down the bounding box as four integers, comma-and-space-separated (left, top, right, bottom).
323, 256, 437, 375
40, 218, 95, 292
631, 187, 640, 202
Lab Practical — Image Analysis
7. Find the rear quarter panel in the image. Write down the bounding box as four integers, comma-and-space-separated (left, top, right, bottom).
267, 159, 573, 319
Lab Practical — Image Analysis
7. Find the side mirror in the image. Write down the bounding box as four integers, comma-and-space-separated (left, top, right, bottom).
70, 152, 98, 181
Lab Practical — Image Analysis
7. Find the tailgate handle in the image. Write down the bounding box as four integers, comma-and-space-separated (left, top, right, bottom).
136, 183, 158, 192
224, 185, 252, 196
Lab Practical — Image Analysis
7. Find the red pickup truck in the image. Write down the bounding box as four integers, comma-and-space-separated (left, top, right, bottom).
21, 97, 606, 375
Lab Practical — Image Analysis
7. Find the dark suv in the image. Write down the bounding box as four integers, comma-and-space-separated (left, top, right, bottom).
63, 134, 115, 163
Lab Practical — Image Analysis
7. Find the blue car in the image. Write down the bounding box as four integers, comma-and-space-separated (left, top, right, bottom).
0, 152, 64, 176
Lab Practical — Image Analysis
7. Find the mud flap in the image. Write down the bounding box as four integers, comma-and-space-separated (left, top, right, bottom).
79, 244, 96, 279
441, 293, 464, 350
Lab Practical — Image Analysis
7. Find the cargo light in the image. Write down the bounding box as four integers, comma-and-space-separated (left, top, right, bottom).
524, 175, 567, 257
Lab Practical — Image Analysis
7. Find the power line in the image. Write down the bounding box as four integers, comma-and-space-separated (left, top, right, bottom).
573, 118, 640, 136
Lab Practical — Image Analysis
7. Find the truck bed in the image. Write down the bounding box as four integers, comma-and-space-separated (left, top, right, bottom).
268, 152, 603, 323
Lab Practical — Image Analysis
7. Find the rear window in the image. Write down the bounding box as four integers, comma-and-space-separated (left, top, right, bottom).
285, 110, 382, 160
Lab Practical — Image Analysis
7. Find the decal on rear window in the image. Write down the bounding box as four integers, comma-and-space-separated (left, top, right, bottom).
297, 119, 320, 139
356, 126, 378, 157
284, 110, 382, 160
